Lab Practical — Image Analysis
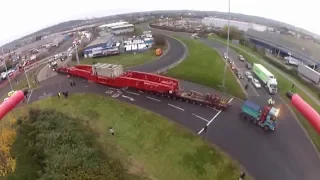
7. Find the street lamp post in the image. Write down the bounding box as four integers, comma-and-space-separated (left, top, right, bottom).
222, 0, 231, 90
24, 67, 31, 88
1, 46, 13, 91
75, 45, 80, 64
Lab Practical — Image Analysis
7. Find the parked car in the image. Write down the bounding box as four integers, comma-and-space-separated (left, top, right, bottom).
238, 55, 245, 61
228, 59, 234, 64
246, 63, 252, 69
245, 71, 253, 79
251, 78, 261, 88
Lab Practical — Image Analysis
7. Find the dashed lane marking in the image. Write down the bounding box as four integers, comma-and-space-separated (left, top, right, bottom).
122, 95, 134, 101
146, 96, 161, 102
127, 91, 140, 96
198, 97, 234, 135
208, 107, 220, 112
168, 103, 184, 111
192, 114, 209, 123
250, 84, 260, 96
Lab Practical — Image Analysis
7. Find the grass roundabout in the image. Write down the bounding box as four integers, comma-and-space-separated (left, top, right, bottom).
1, 93, 243, 180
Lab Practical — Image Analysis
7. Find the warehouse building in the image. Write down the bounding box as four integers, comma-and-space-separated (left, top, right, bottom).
83, 34, 116, 58
98, 22, 129, 31
111, 24, 135, 35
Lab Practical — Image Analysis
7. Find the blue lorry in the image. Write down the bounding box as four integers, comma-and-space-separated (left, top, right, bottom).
240, 100, 280, 132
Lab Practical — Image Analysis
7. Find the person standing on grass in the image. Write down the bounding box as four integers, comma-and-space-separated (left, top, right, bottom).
109, 127, 115, 136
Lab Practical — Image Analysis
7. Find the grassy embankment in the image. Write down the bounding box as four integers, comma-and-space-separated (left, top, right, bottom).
166, 37, 246, 99
0, 93, 245, 180
211, 36, 320, 151
77, 44, 167, 68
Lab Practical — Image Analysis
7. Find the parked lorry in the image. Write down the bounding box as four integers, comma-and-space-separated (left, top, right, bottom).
252, 63, 278, 94
240, 100, 280, 132
297, 64, 320, 84
57, 63, 232, 110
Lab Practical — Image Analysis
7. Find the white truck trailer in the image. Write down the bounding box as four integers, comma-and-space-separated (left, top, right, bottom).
297, 64, 320, 84
252, 63, 278, 94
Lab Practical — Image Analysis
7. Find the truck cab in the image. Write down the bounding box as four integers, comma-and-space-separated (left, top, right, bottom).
240, 100, 280, 132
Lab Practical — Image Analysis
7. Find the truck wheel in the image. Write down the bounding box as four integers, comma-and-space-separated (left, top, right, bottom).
263, 126, 270, 132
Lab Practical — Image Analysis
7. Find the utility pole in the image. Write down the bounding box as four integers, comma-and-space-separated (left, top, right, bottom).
222, 0, 231, 90
2, 45, 13, 91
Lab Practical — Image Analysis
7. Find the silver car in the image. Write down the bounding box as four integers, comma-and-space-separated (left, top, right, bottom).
245, 71, 253, 79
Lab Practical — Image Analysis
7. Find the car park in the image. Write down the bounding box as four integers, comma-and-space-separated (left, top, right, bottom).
238, 55, 245, 61
251, 78, 261, 88
245, 71, 253, 79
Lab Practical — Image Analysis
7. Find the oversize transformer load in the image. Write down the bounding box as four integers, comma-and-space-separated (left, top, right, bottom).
0, 90, 26, 120
92, 63, 124, 78
57, 64, 232, 110
286, 91, 320, 134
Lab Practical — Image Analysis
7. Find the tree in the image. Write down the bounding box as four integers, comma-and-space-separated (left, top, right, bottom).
153, 34, 166, 46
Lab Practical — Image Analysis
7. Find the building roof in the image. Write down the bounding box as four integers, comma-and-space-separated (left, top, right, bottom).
85, 34, 113, 48
99, 22, 128, 28
111, 24, 134, 30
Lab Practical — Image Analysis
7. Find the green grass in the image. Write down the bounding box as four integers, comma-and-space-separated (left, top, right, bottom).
4, 93, 246, 180
210, 36, 320, 151
166, 37, 246, 99
78, 47, 165, 68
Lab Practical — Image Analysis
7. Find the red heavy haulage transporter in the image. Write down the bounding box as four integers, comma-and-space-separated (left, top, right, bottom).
57, 63, 231, 111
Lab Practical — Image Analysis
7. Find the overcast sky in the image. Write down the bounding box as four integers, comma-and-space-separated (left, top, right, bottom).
0, 0, 318, 44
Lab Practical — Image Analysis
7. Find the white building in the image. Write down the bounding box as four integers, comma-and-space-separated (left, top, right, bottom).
111, 24, 135, 35
99, 22, 129, 31
202, 17, 267, 32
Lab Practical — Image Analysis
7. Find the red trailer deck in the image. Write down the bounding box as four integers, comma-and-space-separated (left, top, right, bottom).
57, 63, 231, 111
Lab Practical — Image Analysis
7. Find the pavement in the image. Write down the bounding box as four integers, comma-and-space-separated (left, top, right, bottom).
5, 28, 320, 180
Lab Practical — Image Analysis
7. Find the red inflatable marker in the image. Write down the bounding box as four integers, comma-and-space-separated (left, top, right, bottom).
286, 91, 320, 134
0, 90, 26, 120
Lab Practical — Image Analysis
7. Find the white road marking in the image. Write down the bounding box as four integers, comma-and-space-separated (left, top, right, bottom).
27, 90, 33, 104
168, 103, 184, 111
192, 114, 209, 123
208, 106, 220, 112
85, 86, 88, 88
126, 91, 140, 96
198, 98, 234, 135
146, 96, 161, 102
249, 84, 260, 96
105, 90, 113, 94
112, 92, 121, 98
109, 87, 117, 90
122, 95, 134, 101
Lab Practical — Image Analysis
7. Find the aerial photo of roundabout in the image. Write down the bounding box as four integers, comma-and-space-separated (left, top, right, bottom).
1, 21, 320, 180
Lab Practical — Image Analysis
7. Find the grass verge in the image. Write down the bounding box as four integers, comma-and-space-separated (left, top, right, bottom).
2, 93, 245, 180
77, 45, 166, 68
166, 37, 246, 99
210, 36, 320, 151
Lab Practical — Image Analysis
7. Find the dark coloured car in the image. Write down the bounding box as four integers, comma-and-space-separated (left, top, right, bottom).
236, 71, 244, 79
246, 63, 252, 69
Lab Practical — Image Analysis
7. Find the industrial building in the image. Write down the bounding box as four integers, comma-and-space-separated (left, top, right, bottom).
111, 24, 135, 35
98, 22, 129, 31
202, 17, 267, 32
84, 33, 116, 58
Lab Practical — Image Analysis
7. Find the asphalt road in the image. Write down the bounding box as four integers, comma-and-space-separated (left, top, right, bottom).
6, 29, 320, 180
